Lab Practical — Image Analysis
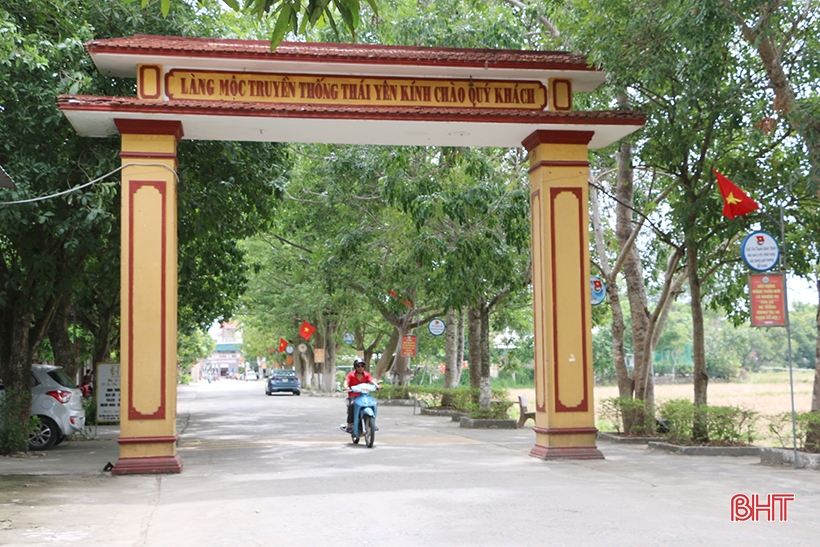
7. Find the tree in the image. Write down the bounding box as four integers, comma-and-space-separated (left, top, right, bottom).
718, 0, 820, 450
0, 0, 289, 453
141, 0, 377, 46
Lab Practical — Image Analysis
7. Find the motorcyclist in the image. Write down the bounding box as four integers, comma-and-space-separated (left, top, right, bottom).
341, 357, 378, 433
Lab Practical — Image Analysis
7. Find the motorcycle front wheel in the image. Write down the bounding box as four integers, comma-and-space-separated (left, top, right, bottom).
363, 415, 375, 448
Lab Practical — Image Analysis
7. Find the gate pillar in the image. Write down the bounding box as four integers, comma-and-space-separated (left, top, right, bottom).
112, 119, 183, 474
523, 130, 604, 460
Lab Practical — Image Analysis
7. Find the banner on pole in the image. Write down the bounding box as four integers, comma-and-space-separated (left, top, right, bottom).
750, 273, 786, 327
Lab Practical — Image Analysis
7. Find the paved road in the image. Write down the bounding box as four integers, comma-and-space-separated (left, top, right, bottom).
1, 380, 819, 546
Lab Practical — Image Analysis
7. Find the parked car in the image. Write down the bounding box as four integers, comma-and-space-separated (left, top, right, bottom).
265, 370, 301, 396
0, 365, 86, 451
244, 370, 258, 381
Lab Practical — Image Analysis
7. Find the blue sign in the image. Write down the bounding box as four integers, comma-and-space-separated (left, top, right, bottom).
343, 332, 355, 345
740, 231, 780, 272
591, 276, 606, 306
428, 318, 446, 336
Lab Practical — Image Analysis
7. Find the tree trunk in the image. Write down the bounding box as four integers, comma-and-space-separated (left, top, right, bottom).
478, 304, 492, 411
442, 308, 460, 407
590, 173, 633, 431
457, 308, 465, 380
323, 320, 337, 393
687, 243, 709, 441
467, 306, 482, 392
614, 123, 656, 433
48, 296, 78, 380
3, 309, 35, 453
806, 278, 820, 451
374, 328, 399, 379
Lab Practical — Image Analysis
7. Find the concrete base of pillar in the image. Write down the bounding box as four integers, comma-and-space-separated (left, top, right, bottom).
529, 444, 605, 460
112, 454, 183, 475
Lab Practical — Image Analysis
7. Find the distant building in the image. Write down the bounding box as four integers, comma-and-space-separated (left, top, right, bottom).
205, 322, 243, 377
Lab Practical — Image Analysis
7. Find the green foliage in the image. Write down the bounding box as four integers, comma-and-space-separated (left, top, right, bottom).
177, 328, 216, 369
137, 0, 378, 46
82, 395, 96, 426
599, 396, 654, 436
374, 384, 508, 412
767, 411, 820, 453
658, 399, 757, 445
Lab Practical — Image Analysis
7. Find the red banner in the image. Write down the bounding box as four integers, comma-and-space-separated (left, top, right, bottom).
400, 335, 417, 357
750, 273, 786, 327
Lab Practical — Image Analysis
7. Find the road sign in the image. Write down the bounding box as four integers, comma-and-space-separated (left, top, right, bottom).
428, 318, 446, 336
298, 343, 307, 353
343, 332, 355, 344
286, 345, 294, 354
741, 231, 780, 272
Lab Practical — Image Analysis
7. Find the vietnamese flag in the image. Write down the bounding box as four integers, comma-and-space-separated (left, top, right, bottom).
299, 321, 316, 340
715, 170, 759, 219
278, 338, 288, 352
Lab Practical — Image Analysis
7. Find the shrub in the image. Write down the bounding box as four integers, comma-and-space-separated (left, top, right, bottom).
374, 385, 509, 417
658, 399, 696, 443
767, 411, 820, 452
706, 405, 757, 445
83, 396, 97, 426
599, 397, 654, 436
657, 399, 757, 445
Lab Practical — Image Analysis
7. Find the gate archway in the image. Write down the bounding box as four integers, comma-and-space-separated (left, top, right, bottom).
59, 35, 645, 474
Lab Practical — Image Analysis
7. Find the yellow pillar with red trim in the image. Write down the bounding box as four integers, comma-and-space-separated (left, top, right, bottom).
523, 130, 603, 460
112, 119, 183, 474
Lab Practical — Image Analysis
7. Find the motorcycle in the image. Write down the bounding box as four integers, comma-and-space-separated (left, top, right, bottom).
346, 383, 379, 448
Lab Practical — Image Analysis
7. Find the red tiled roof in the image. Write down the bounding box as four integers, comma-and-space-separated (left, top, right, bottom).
58, 95, 645, 126
86, 35, 598, 72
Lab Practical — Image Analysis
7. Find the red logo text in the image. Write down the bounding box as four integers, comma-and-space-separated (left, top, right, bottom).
731, 494, 794, 521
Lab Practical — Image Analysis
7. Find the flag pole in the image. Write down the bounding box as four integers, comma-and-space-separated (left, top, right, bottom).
779, 203, 800, 469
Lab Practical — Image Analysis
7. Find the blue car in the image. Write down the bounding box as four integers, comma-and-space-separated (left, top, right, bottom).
265, 370, 301, 396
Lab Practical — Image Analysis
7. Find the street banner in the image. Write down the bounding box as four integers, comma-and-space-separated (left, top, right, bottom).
750, 273, 786, 327
401, 335, 417, 357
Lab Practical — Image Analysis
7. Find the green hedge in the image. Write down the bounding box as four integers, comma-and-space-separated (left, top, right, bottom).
768, 411, 820, 453
657, 398, 757, 445
374, 385, 511, 419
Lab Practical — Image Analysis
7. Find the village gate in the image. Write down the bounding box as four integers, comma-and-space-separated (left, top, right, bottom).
59, 35, 645, 474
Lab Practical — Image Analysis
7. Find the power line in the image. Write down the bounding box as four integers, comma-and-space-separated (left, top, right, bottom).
0, 163, 179, 206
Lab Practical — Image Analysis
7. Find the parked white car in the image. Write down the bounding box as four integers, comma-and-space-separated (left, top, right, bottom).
244, 370, 258, 381
0, 364, 86, 450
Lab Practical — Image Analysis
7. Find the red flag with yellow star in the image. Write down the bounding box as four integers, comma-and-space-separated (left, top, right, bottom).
299, 321, 316, 340
715, 170, 759, 219
278, 338, 288, 352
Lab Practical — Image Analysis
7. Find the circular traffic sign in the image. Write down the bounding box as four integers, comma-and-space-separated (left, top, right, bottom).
428, 318, 446, 336
741, 231, 780, 272
285, 345, 294, 355
298, 343, 307, 353
343, 332, 355, 344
